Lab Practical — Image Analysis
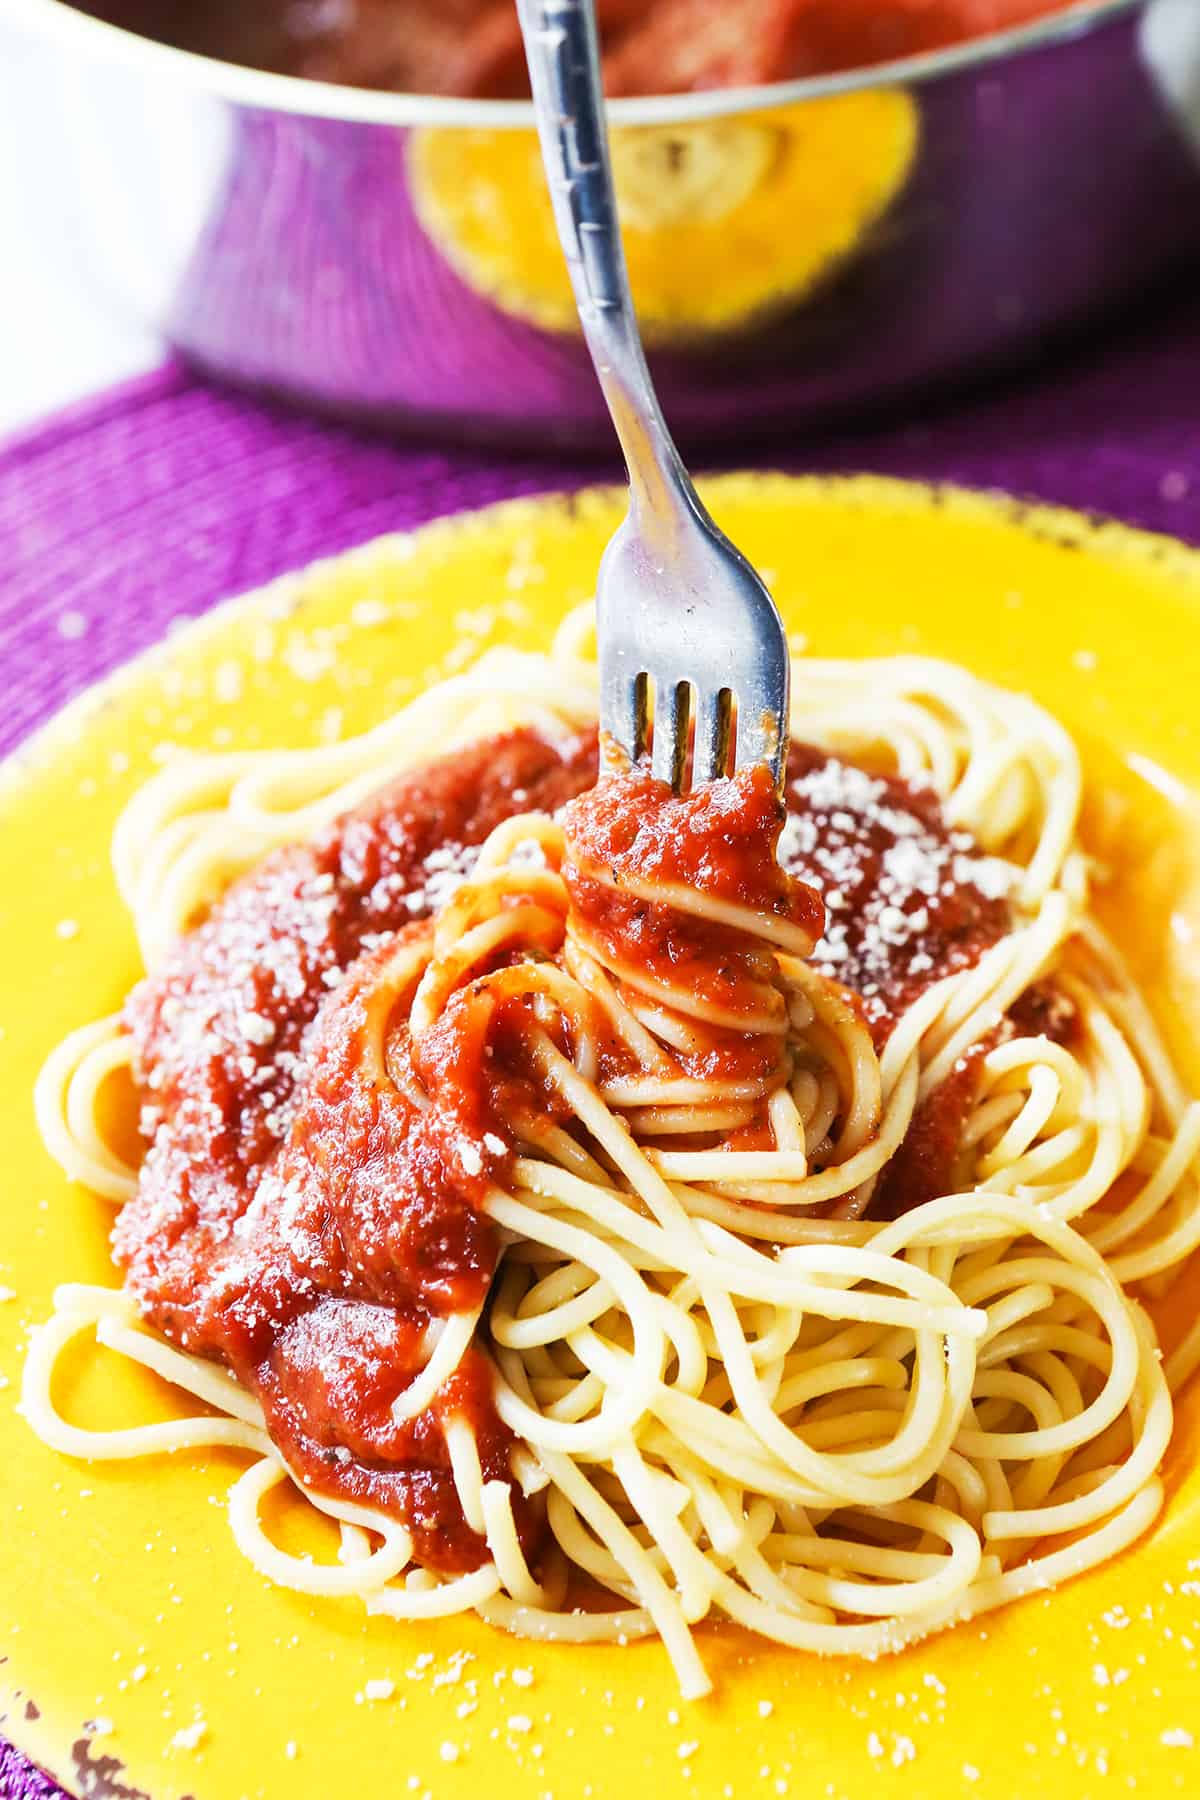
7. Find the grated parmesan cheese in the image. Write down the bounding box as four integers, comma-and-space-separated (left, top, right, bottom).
780, 754, 1014, 1029
169, 1719, 207, 1752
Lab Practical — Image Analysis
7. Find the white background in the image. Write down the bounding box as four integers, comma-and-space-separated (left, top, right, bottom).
0, 18, 159, 435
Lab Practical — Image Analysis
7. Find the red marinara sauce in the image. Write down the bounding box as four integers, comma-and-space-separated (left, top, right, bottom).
872, 981, 1082, 1220
780, 744, 1013, 1047
561, 760, 825, 1093
119, 727, 596, 1570
85, 0, 1077, 97
564, 759, 823, 1024
118, 726, 1018, 1554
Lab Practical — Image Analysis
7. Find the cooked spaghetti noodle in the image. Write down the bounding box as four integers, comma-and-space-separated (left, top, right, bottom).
25, 606, 1200, 1699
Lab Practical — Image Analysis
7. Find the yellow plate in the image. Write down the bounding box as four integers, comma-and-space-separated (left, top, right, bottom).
3, 474, 1200, 1800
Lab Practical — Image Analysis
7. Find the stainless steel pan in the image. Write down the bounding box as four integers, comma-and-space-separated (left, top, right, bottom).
11, 0, 1200, 446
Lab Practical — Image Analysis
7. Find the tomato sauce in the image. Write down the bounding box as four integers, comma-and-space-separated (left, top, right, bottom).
779, 744, 1012, 1047
84, 0, 1078, 97
1009, 979, 1080, 1047
873, 1039, 989, 1219
871, 974, 1082, 1217
119, 727, 595, 1568
562, 761, 824, 1098
120, 725, 1016, 1550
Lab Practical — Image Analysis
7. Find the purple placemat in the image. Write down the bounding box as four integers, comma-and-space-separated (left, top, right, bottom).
2, 295, 1200, 1800
4, 293, 1200, 763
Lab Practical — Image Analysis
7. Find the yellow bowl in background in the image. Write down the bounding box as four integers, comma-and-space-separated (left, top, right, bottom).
1, 474, 1199, 1800
409, 95, 919, 342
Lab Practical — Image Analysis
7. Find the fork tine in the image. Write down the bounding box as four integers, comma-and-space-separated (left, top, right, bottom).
651, 678, 690, 790
631, 671, 651, 764
602, 665, 648, 768
737, 648, 791, 788
692, 687, 732, 786
734, 689, 788, 789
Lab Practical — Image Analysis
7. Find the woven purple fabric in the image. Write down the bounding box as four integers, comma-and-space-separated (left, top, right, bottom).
3, 294, 1200, 763
2, 294, 1200, 1800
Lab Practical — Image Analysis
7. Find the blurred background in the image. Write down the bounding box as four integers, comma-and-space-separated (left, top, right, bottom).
0, 22, 158, 429
1, 0, 1199, 756
3, 0, 1199, 446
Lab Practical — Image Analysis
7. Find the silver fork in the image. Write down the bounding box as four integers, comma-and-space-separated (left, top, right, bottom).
517, 0, 791, 794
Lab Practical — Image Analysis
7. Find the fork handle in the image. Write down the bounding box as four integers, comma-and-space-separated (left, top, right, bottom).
517, 0, 700, 541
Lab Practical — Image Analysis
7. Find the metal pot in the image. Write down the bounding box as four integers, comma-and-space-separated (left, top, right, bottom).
11, 0, 1200, 447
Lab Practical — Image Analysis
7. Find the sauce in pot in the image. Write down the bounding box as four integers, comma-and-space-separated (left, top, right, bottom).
80, 0, 1080, 96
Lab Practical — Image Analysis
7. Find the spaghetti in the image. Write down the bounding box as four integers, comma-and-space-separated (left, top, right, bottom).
25, 607, 1200, 1699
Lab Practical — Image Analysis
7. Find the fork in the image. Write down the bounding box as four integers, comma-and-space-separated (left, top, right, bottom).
516, 0, 791, 794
